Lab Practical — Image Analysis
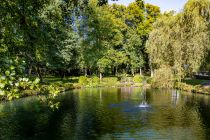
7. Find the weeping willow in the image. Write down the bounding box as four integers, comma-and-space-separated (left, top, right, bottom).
146, 0, 210, 81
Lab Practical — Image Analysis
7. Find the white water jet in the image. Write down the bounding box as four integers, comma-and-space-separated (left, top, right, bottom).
138, 102, 150, 108
138, 89, 150, 108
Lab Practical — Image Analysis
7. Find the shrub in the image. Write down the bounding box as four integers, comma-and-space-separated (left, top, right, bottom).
118, 73, 128, 81
51, 81, 63, 87
152, 66, 175, 88
63, 83, 73, 90
176, 82, 194, 92
133, 74, 144, 83
146, 77, 153, 84
92, 76, 100, 83
0, 58, 41, 100
78, 76, 88, 86
91, 76, 100, 85
102, 77, 118, 86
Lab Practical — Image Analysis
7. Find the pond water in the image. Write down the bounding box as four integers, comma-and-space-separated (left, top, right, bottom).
0, 88, 210, 140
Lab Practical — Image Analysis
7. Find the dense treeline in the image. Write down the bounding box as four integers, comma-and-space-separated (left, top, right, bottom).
1, 0, 160, 81
1, 0, 210, 93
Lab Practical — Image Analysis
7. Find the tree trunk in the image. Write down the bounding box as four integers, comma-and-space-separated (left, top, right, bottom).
115, 66, 118, 76
84, 68, 87, 76
28, 65, 32, 76
132, 69, 135, 76
35, 66, 43, 82
61, 70, 65, 80
140, 67, 142, 76
100, 73, 102, 81
151, 69, 154, 77
63, 72, 65, 79
149, 58, 154, 77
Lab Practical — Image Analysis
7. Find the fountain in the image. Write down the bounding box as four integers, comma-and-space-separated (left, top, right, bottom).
138, 89, 150, 108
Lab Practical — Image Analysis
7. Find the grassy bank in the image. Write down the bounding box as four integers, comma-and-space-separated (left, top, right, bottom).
2, 75, 209, 102
43, 75, 146, 89
2, 75, 147, 101
49, 77, 209, 95
176, 79, 210, 95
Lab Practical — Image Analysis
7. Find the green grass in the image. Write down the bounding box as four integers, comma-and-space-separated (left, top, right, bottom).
43, 76, 79, 84
43, 76, 145, 88
183, 79, 210, 86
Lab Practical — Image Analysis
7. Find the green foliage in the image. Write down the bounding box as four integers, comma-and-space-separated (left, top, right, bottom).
47, 31, 80, 72
91, 76, 100, 85
63, 83, 74, 90
40, 84, 61, 111
0, 58, 40, 100
97, 58, 112, 73
47, 85, 61, 98
152, 66, 175, 88
183, 79, 209, 86
133, 74, 144, 83
118, 73, 128, 81
78, 0, 160, 76
147, 0, 210, 80
101, 77, 119, 87
176, 82, 195, 92
79, 76, 88, 86
1, 0, 162, 87
146, 77, 153, 84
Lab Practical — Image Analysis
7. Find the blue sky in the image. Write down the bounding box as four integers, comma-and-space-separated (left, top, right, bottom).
109, 0, 188, 12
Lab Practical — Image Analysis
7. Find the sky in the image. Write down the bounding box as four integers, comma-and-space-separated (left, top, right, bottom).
109, 0, 188, 12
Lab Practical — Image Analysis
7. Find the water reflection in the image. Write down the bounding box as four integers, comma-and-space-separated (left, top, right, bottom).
171, 90, 180, 106
138, 88, 150, 108
0, 88, 210, 139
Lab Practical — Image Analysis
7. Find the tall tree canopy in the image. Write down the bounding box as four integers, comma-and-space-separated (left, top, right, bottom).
146, 0, 210, 80
1, 0, 161, 78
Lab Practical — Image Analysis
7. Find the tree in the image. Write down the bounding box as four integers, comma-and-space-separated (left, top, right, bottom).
80, 0, 120, 77
47, 30, 80, 78
146, 0, 210, 81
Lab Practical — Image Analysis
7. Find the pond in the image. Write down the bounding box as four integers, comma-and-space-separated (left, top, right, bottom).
0, 88, 210, 140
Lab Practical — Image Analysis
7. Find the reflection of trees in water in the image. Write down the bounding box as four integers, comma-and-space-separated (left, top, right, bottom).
0, 97, 52, 139
74, 88, 130, 139
0, 94, 81, 139
148, 91, 206, 140
0, 89, 210, 139
191, 94, 210, 140
121, 87, 133, 95
171, 90, 180, 106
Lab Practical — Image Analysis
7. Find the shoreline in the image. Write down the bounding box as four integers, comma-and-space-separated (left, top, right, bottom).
1, 79, 209, 103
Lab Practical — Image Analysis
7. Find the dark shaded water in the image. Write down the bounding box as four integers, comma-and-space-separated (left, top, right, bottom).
0, 88, 210, 140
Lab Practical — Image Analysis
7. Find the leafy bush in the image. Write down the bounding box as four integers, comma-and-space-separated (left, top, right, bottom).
89, 76, 100, 87
39, 84, 61, 110
102, 77, 118, 86
176, 82, 193, 92
146, 77, 153, 84
0, 58, 40, 100
63, 83, 73, 90
47, 85, 61, 97
117, 73, 128, 81
50, 81, 63, 87
133, 74, 144, 83
152, 66, 175, 88
92, 76, 100, 84
78, 76, 88, 86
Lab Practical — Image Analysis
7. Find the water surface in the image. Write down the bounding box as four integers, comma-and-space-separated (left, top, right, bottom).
0, 88, 210, 140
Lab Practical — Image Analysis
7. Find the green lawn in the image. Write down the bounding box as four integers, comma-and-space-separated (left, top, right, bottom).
183, 79, 210, 86
43, 76, 79, 84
